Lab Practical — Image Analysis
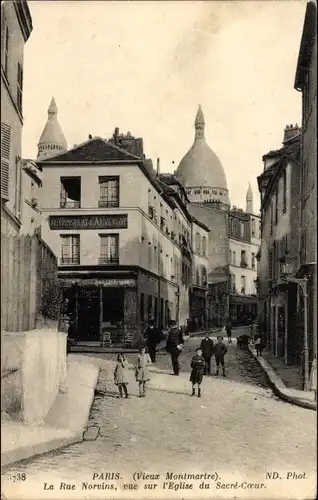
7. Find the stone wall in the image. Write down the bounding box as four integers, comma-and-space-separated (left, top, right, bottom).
1, 329, 67, 425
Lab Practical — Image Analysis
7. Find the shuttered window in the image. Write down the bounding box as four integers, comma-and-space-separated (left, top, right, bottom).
99, 234, 119, 264
268, 249, 273, 280
60, 235, 80, 264
1, 15, 9, 76
17, 63, 23, 112
1, 122, 11, 201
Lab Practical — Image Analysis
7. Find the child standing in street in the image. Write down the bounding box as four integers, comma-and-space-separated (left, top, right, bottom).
135, 346, 152, 397
190, 347, 205, 397
114, 354, 129, 398
214, 336, 228, 377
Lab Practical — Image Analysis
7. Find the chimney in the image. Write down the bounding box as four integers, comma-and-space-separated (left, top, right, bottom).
283, 124, 300, 144
156, 158, 160, 176
88, 134, 92, 139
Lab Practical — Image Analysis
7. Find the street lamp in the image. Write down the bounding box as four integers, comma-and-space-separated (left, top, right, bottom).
280, 260, 309, 391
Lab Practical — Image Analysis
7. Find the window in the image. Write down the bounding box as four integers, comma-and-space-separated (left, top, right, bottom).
233, 251, 236, 266
268, 249, 273, 280
202, 236, 207, 256
60, 235, 80, 265
14, 156, 21, 218
240, 250, 247, 267
282, 169, 287, 212
196, 267, 200, 286
2, 18, 9, 76
229, 249, 232, 263
195, 232, 201, 253
232, 274, 236, 293
251, 219, 256, 237
202, 267, 207, 286
301, 160, 308, 200
270, 203, 273, 234
1, 122, 11, 201
194, 189, 200, 194
240, 276, 246, 294
99, 234, 119, 264
252, 253, 256, 270
147, 295, 152, 319
274, 186, 278, 224
240, 221, 244, 239
99, 176, 119, 207
17, 63, 23, 112
60, 177, 81, 208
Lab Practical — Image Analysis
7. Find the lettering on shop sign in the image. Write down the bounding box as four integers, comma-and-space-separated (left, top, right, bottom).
49, 214, 128, 230
60, 279, 136, 288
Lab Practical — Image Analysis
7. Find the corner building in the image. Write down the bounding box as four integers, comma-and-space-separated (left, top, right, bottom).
37, 102, 209, 344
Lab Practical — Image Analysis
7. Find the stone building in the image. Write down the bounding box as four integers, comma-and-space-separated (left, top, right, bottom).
294, 0, 317, 367
228, 188, 260, 325
175, 107, 260, 326
1, 0, 33, 235
36, 102, 209, 344
257, 127, 301, 362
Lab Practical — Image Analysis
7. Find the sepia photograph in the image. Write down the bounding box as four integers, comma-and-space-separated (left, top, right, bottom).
1, 0, 317, 499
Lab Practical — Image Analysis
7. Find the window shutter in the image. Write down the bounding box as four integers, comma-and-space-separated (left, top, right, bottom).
1, 122, 11, 201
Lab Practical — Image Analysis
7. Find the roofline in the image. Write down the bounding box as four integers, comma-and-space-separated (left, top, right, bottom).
294, 1, 317, 90
191, 216, 210, 232
13, 1, 33, 42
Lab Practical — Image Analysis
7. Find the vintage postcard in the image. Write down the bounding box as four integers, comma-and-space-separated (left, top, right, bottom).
1, 0, 317, 499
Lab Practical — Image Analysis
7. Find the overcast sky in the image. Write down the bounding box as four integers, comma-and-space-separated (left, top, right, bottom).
22, 0, 306, 211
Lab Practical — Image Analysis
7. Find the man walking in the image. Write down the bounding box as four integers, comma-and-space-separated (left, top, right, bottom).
226, 322, 232, 344
166, 320, 184, 375
200, 333, 214, 375
144, 319, 161, 363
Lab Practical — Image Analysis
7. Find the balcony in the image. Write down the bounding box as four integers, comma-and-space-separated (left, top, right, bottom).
60, 256, 80, 265
98, 256, 119, 265
98, 200, 119, 208
60, 200, 80, 209
240, 261, 248, 268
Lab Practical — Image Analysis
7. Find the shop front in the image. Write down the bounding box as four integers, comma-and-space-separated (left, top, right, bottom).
229, 294, 257, 326
60, 273, 140, 346
189, 286, 207, 332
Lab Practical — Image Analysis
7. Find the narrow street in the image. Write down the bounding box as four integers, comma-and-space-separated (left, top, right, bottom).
2, 333, 316, 499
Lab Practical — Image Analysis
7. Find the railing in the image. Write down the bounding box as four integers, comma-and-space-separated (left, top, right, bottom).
60, 256, 80, 265
98, 256, 119, 264
240, 261, 248, 268
98, 200, 119, 208
60, 200, 80, 208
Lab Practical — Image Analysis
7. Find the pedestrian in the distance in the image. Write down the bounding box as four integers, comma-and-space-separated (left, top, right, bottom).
214, 336, 228, 377
226, 323, 232, 344
134, 346, 152, 397
166, 320, 184, 376
114, 354, 129, 398
190, 347, 205, 398
255, 335, 262, 357
144, 319, 161, 363
200, 333, 214, 375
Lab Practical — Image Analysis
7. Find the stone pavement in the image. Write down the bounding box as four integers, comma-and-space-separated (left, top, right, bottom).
2, 338, 316, 500
249, 344, 316, 411
1, 355, 99, 467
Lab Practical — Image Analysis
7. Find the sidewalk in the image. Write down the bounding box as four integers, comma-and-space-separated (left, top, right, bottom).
1, 355, 100, 467
248, 345, 316, 411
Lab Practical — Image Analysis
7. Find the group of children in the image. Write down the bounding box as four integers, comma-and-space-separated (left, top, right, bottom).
113, 336, 228, 399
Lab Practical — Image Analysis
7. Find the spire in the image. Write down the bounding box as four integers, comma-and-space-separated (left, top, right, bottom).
246, 182, 254, 213
48, 97, 58, 117
194, 105, 205, 140
37, 97, 67, 160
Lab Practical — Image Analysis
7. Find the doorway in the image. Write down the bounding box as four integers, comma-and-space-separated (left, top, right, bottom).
77, 286, 100, 341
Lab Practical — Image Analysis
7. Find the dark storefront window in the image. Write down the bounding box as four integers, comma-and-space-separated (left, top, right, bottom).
140, 293, 145, 323
147, 295, 152, 319
154, 297, 158, 322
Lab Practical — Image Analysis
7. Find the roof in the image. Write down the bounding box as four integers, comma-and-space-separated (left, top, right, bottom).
37, 137, 142, 164
262, 133, 301, 161
295, 1, 317, 90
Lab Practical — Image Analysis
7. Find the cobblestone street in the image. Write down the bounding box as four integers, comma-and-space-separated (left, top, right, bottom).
2, 335, 316, 500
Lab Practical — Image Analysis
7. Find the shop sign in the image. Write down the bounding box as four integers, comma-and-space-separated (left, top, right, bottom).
60, 278, 136, 288
50, 214, 128, 230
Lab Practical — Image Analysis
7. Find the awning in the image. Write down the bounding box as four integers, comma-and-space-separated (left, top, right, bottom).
229, 294, 257, 305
